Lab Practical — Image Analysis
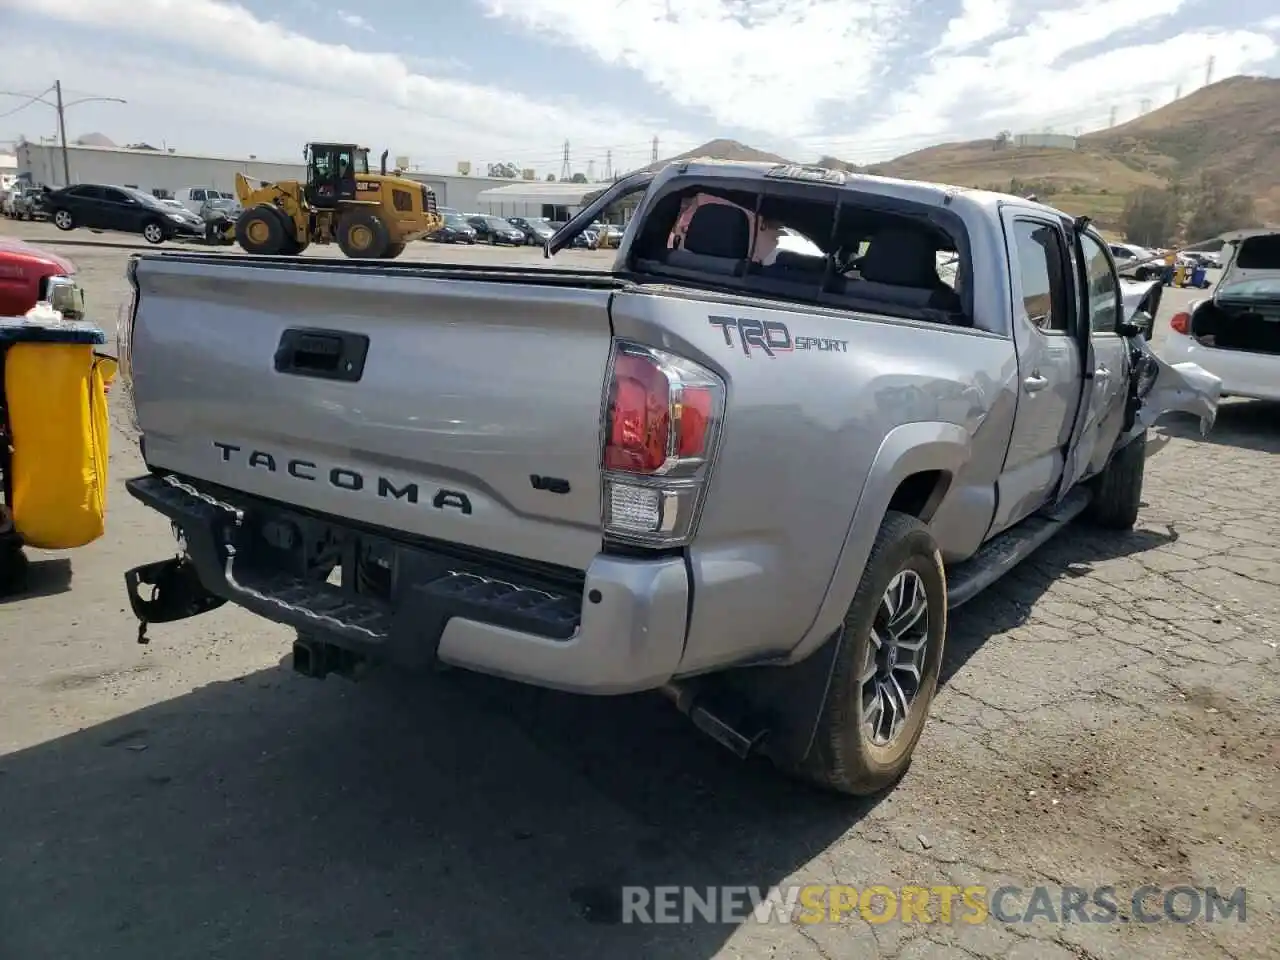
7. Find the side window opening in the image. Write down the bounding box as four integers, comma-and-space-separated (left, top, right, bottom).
1078, 233, 1119, 333
1012, 220, 1070, 333
631, 182, 971, 325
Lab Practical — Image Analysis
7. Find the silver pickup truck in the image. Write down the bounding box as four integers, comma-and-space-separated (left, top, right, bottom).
117, 161, 1219, 796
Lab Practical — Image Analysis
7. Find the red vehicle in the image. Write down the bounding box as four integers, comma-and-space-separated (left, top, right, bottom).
0, 238, 85, 320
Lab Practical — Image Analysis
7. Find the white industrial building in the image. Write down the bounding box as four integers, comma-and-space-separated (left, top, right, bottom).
1012, 133, 1078, 150
13, 139, 561, 214
473, 180, 600, 220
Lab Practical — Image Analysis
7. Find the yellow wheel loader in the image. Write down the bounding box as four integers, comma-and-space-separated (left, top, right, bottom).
233, 143, 443, 259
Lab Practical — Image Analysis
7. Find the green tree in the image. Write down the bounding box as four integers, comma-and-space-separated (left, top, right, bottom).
1121, 187, 1178, 247
570, 172, 588, 183
1185, 172, 1257, 241
486, 162, 519, 178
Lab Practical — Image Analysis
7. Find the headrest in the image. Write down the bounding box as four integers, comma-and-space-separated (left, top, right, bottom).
684, 203, 751, 260
859, 228, 940, 287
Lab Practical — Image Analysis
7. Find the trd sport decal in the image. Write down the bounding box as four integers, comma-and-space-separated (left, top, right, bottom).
708, 316, 849, 358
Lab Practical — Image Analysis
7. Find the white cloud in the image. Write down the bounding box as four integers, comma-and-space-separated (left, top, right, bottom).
482, 0, 1279, 163
478, 0, 913, 137
827, 0, 1279, 162
336, 9, 374, 32
933, 0, 1013, 54
2, 0, 1277, 173
0, 0, 703, 174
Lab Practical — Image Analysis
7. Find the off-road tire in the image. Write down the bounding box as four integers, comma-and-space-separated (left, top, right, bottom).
236, 205, 287, 255
382, 242, 406, 259
790, 511, 947, 796
336, 210, 390, 259
52, 208, 75, 231
1084, 430, 1146, 531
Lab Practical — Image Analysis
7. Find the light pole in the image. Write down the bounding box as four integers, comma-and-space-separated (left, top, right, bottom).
0, 81, 126, 186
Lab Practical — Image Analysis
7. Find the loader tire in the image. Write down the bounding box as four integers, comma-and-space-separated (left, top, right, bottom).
788, 511, 947, 796
337, 210, 390, 259
236, 206, 287, 255
382, 243, 406, 259
1083, 430, 1146, 531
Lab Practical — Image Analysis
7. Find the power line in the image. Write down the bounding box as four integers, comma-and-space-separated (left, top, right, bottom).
0, 85, 56, 119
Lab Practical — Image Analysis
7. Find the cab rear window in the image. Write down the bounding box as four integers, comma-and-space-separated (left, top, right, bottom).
1234, 235, 1280, 270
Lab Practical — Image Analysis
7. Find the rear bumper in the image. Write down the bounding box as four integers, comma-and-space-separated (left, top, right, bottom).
1160, 331, 1280, 402
125, 474, 690, 694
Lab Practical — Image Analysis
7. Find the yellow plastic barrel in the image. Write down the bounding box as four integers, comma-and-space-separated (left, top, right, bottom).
2, 319, 116, 549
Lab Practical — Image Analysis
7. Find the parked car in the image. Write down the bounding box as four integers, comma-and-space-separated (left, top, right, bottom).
1108, 242, 1163, 280
173, 187, 234, 216
466, 215, 525, 245
591, 221, 624, 248
1160, 229, 1280, 401
549, 220, 597, 249
506, 216, 554, 245
429, 214, 478, 244
117, 160, 1218, 798
4, 184, 47, 221
46, 184, 205, 244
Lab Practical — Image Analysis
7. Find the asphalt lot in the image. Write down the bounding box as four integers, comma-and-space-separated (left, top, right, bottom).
1, 221, 1277, 960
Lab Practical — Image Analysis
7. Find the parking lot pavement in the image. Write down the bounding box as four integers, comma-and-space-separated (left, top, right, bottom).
1, 222, 1276, 960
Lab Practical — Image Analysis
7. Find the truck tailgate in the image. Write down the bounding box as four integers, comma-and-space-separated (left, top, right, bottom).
129, 256, 618, 571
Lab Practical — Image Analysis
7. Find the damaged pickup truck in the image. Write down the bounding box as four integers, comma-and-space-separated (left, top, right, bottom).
116, 161, 1219, 796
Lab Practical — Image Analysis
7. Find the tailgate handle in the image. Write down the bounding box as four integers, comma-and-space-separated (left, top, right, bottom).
274, 328, 369, 382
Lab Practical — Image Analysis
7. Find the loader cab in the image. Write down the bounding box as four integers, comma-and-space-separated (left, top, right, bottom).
304, 142, 368, 208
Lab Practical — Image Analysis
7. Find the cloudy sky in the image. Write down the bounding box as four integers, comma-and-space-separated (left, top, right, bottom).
2, 0, 1278, 177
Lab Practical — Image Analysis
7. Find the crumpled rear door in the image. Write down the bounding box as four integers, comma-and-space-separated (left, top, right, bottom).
1123, 337, 1221, 449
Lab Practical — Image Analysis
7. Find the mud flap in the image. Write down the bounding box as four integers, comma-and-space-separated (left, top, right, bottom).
1121, 338, 1221, 449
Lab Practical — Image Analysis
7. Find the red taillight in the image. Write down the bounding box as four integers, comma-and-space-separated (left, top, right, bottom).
1170, 311, 1190, 335
605, 353, 671, 473
601, 342, 724, 545
676, 387, 712, 458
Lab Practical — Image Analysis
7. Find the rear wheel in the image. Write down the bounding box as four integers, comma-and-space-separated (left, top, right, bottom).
52, 208, 75, 231
383, 243, 406, 259
1083, 431, 1146, 531
236, 205, 287, 255
141, 220, 167, 244
336, 209, 390, 259
789, 511, 947, 795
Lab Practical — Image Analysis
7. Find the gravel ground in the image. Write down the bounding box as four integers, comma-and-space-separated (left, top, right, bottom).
1, 221, 1276, 960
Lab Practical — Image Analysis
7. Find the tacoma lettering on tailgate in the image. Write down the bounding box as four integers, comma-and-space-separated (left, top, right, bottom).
211, 441, 473, 514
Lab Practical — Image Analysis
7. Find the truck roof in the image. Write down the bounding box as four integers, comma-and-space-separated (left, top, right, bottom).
652, 158, 1062, 222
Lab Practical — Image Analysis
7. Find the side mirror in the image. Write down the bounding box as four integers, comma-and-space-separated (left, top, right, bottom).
1119, 310, 1153, 339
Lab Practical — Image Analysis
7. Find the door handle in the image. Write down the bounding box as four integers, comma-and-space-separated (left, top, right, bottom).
1023, 373, 1048, 393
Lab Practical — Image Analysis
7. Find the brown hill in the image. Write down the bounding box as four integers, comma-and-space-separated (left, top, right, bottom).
632, 138, 790, 175
1080, 75, 1280, 224
861, 75, 1280, 230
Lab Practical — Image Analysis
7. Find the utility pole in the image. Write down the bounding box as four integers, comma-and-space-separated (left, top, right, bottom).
587, 159, 595, 181
1139, 98, 1151, 115
560, 140, 571, 181
651, 136, 659, 163
0, 80, 126, 187
1108, 105, 1117, 127
1174, 83, 1182, 100
55, 80, 71, 187
604, 149, 612, 180
1205, 55, 1215, 86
